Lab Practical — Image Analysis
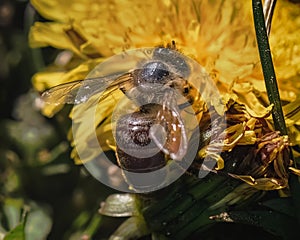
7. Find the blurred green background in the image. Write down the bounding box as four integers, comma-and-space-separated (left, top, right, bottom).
0, 1, 121, 239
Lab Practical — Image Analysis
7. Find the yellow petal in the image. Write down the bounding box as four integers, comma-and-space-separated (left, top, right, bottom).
29, 22, 84, 58
32, 71, 66, 92
32, 58, 104, 92
286, 125, 300, 146
210, 153, 224, 170
283, 97, 300, 125
270, 0, 300, 80
289, 167, 300, 176
231, 82, 273, 118
229, 173, 287, 190
30, 0, 105, 22
236, 130, 257, 145
69, 90, 123, 164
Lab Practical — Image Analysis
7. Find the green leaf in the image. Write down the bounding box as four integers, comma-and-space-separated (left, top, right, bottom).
109, 216, 150, 240
4, 222, 25, 240
1, 199, 52, 240
252, 0, 288, 135
68, 212, 103, 240
84, 214, 102, 237
1, 200, 27, 240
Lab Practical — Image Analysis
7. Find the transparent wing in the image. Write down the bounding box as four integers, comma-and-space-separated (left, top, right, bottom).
149, 90, 188, 160
41, 73, 133, 106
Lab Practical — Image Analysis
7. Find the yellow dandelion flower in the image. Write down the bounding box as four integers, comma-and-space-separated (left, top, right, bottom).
29, 1, 300, 238
30, 0, 260, 93
30, 0, 300, 187
30, 0, 300, 114
270, 0, 300, 101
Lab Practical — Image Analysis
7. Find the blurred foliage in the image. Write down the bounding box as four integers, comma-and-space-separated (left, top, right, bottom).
0, 1, 121, 239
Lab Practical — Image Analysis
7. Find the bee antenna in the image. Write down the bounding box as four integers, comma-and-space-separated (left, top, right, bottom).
166, 40, 176, 50
171, 40, 176, 48
156, 41, 177, 50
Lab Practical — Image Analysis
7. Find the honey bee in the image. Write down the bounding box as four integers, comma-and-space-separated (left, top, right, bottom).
41, 43, 207, 181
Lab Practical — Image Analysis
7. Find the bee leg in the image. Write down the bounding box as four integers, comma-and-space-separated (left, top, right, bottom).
106, 139, 117, 152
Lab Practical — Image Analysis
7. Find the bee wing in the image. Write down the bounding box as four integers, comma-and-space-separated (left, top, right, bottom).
41, 73, 133, 106
149, 91, 188, 160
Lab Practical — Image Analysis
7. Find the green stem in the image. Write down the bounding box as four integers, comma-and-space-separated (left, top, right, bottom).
253, 0, 300, 226
252, 0, 287, 135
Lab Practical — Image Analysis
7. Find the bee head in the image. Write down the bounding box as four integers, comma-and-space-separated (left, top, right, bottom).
136, 60, 171, 92
153, 47, 190, 79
